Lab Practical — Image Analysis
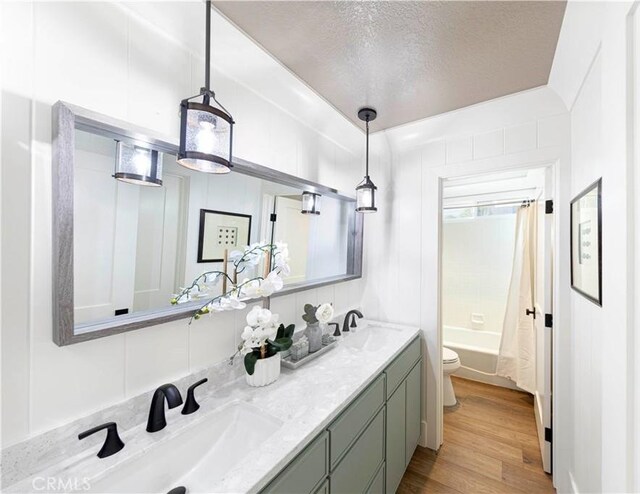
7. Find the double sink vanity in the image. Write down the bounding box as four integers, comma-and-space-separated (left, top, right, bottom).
1, 103, 424, 493
6, 320, 422, 494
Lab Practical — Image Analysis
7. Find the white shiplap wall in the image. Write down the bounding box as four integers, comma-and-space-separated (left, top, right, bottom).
0, 2, 369, 447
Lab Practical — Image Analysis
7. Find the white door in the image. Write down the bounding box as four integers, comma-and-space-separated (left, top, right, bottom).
74, 133, 139, 323
533, 169, 554, 473
133, 173, 185, 312
273, 196, 309, 284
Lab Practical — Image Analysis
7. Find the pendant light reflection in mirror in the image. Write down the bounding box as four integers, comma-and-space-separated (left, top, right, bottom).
301, 192, 321, 215
113, 141, 163, 186
356, 107, 377, 213
178, 0, 234, 174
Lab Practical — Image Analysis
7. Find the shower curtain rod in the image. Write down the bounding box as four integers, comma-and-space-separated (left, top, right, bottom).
443, 198, 534, 210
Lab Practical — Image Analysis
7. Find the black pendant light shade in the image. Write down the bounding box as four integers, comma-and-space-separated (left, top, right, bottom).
356, 107, 377, 213
177, 0, 234, 174
178, 98, 233, 173
301, 192, 321, 215
356, 175, 377, 213
114, 141, 163, 186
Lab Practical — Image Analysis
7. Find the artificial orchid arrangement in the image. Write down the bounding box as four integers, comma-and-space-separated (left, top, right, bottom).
171, 242, 290, 323
239, 306, 294, 375
302, 302, 335, 325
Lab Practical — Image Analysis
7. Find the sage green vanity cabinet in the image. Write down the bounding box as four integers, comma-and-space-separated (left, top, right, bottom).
385, 360, 422, 493
260, 336, 422, 494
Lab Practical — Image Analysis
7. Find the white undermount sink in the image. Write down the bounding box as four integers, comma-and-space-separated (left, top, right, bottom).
341, 323, 403, 351
86, 401, 282, 494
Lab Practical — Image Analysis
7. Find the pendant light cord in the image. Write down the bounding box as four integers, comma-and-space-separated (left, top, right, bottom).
204, 0, 211, 91
365, 118, 370, 177
205, 0, 211, 92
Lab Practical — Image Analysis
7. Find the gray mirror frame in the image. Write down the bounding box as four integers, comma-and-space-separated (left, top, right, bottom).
52, 101, 363, 346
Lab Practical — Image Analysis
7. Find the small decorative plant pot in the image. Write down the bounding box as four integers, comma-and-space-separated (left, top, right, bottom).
306, 323, 323, 353
246, 353, 281, 387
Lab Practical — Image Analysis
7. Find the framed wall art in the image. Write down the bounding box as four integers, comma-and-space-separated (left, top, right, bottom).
570, 178, 602, 306
197, 209, 252, 263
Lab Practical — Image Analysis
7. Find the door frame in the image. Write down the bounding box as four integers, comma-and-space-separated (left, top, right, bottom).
420, 144, 570, 486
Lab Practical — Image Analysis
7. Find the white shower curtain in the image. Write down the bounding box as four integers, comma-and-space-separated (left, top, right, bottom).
496, 202, 536, 393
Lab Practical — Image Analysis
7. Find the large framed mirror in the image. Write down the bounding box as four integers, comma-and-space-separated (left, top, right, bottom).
52, 101, 363, 346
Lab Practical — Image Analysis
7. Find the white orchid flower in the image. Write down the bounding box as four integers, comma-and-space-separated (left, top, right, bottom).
246, 306, 274, 327
265, 270, 284, 291
315, 303, 334, 324
219, 296, 246, 311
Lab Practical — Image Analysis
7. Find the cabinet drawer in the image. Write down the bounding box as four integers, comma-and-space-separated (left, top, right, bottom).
328, 374, 385, 468
366, 461, 385, 494
385, 337, 421, 398
331, 408, 385, 494
262, 432, 328, 494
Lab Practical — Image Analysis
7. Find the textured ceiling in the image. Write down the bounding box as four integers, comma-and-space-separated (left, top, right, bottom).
213, 1, 566, 131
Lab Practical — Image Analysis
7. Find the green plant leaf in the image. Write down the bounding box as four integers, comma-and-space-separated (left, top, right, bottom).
283, 324, 295, 339
268, 337, 293, 352
244, 352, 258, 375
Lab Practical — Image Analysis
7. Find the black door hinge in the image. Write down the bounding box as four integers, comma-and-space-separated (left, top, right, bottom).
270, 213, 277, 222
545, 200, 554, 214
545, 313, 553, 328
545, 427, 552, 443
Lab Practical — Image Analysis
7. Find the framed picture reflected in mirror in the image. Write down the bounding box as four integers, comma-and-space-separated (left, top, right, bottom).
570, 178, 602, 306
198, 209, 252, 263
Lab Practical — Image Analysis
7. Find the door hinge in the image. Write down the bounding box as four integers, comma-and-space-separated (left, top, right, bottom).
270, 213, 277, 222
545, 313, 553, 328
545, 427, 552, 443
545, 200, 554, 214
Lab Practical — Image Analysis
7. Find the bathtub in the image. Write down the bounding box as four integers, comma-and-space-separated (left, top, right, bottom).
443, 325, 519, 390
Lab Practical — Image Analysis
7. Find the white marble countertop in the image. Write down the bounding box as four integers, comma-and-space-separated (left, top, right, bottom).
6, 320, 421, 494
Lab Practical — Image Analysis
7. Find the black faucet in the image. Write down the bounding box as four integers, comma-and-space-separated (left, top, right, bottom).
78, 422, 125, 458
147, 384, 183, 433
182, 378, 208, 415
328, 322, 341, 337
342, 309, 363, 334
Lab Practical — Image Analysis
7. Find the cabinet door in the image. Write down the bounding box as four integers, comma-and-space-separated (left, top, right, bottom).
405, 361, 422, 466
386, 382, 406, 494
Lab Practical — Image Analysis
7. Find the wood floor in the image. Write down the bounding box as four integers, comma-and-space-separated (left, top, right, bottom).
398, 376, 555, 494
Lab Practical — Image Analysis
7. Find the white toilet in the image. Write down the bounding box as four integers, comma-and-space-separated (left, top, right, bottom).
443, 347, 461, 407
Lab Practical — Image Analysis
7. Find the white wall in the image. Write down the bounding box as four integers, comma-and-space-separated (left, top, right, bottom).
549, 2, 638, 492
442, 214, 516, 333
0, 2, 368, 448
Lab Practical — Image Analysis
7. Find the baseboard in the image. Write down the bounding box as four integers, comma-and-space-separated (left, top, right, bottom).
534, 391, 545, 450
533, 391, 552, 474
569, 471, 580, 494
419, 420, 428, 448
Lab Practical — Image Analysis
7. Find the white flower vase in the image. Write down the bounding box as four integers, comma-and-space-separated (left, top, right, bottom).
246, 353, 281, 387
306, 323, 323, 353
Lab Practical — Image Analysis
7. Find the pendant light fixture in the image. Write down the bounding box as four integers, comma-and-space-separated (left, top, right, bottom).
301, 191, 321, 215
113, 141, 163, 186
356, 107, 377, 213
178, 0, 234, 174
